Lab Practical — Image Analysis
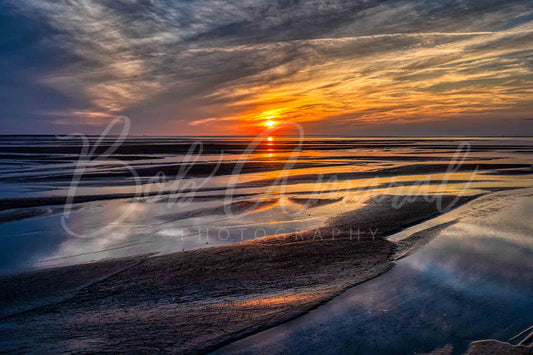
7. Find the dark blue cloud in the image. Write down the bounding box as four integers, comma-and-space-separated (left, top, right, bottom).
0, 2, 84, 131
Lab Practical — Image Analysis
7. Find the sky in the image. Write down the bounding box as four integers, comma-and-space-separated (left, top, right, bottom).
1, 0, 532, 136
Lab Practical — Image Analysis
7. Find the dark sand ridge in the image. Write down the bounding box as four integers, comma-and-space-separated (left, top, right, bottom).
0, 205, 89, 224
287, 155, 500, 162
0, 142, 408, 155
0, 155, 502, 181
0, 160, 348, 183
392, 220, 460, 261
0, 193, 271, 225
0, 207, 53, 224
0, 153, 165, 161
481, 168, 533, 175
238, 163, 532, 188
1, 137, 531, 155
0, 175, 505, 213
157, 198, 279, 224
1, 158, 178, 176
0, 194, 479, 353
0, 188, 240, 212
0, 153, 500, 164
0, 140, 487, 153
0, 176, 500, 219
4, 157, 530, 183
288, 196, 344, 208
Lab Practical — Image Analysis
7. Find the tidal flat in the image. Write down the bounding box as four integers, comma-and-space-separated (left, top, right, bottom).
0, 137, 532, 353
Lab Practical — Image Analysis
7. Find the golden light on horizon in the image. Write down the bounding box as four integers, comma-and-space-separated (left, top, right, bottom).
258, 110, 282, 129
267, 136, 273, 141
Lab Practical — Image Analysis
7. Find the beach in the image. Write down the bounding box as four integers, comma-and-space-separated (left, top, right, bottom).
0, 137, 532, 353
0, 194, 478, 353
217, 188, 533, 354
3, 0, 533, 352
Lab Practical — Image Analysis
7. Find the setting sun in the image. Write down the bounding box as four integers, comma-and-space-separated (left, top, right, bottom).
264, 120, 276, 127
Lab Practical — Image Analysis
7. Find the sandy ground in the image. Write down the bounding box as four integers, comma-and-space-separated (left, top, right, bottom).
0, 195, 478, 353
466, 340, 532, 354
157, 199, 279, 223
392, 220, 459, 260
239, 163, 532, 187
423, 339, 532, 354
287, 196, 344, 208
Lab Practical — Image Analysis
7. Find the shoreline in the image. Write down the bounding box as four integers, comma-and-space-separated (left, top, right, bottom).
215, 188, 533, 355
0, 193, 480, 353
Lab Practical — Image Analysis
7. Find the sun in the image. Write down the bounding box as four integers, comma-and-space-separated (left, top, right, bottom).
260, 110, 281, 128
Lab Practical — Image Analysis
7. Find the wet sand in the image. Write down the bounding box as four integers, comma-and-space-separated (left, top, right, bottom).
239, 163, 532, 188
216, 189, 533, 355
466, 340, 532, 354
1, 136, 531, 353
1, 137, 532, 156
157, 199, 279, 223
0, 160, 348, 183
0, 195, 476, 353
0, 160, 525, 212
287, 196, 343, 208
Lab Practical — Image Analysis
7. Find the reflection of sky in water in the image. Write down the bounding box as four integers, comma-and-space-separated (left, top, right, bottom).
0, 196, 347, 273
217, 189, 533, 355
0, 137, 531, 199
1, 137, 531, 353
0, 177, 532, 274
0, 138, 532, 274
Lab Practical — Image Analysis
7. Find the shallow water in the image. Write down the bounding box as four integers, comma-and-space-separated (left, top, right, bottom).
215, 189, 533, 354
0, 137, 531, 273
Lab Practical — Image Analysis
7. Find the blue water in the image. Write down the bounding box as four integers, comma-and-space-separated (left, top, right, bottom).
216, 189, 533, 354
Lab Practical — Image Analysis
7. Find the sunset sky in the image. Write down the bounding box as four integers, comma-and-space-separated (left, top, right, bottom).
1, 0, 532, 135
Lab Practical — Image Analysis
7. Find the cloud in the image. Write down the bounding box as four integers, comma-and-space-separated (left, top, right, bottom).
189, 117, 218, 126
3, 0, 533, 133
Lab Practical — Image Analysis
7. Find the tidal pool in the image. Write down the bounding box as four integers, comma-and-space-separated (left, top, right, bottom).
216, 189, 533, 354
